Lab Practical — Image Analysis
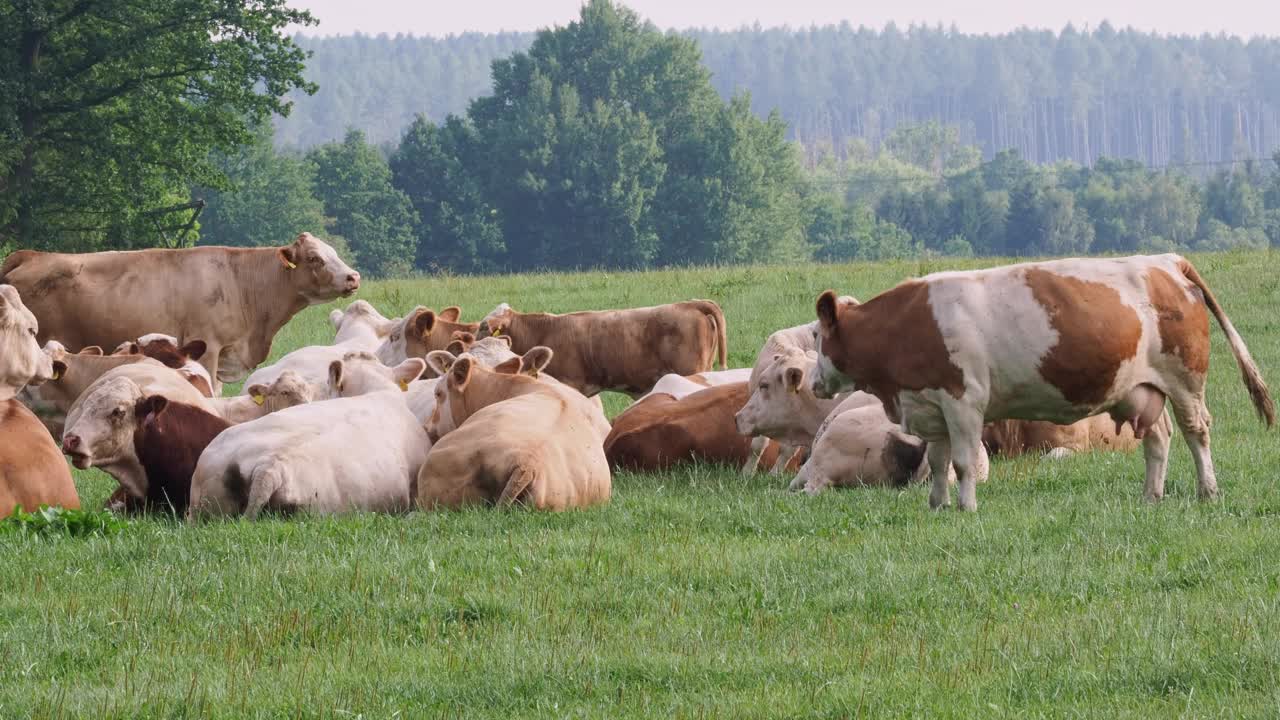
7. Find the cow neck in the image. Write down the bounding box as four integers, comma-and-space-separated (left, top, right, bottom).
235, 250, 310, 360
503, 312, 555, 352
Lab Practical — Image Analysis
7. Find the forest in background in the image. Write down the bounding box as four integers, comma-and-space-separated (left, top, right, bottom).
279, 24, 1280, 167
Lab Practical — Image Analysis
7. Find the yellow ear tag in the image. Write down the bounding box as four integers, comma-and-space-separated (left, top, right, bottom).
399, 380, 410, 392
790, 385, 800, 394
285, 260, 297, 270
491, 326, 501, 337
252, 394, 265, 406
52, 369, 61, 380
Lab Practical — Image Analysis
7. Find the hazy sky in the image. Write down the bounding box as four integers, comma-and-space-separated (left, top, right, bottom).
292, 0, 1280, 38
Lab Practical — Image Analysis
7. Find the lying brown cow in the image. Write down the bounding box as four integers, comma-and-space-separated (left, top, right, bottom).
981, 413, 1158, 458
0, 285, 79, 516
478, 300, 728, 397
605, 382, 796, 472
1, 232, 359, 389
420, 350, 611, 510
813, 253, 1275, 511
124, 396, 232, 516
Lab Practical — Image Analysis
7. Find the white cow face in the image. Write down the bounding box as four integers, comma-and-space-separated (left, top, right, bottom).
735, 350, 814, 438
326, 351, 426, 399
244, 370, 319, 413
0, 284, 54, 400
280, 232, 361, 302
62, 376, 143, 474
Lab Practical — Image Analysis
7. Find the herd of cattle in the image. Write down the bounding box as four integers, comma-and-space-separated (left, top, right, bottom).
0, 233, 1273, 518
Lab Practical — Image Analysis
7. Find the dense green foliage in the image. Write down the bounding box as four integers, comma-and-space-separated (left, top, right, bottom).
279, 24, 1280, 170
5, 251, 1279, 716
0, 505, 124, 537
0, 0, 316, 251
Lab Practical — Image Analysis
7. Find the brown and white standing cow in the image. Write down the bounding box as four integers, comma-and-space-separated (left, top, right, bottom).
477, 300, 728, 397
812, 254, 1274, 511
0, 285, 79, 516
1, 232, 360, 390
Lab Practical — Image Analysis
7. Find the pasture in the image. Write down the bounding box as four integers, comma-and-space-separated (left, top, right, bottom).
4, 251, 1280, 718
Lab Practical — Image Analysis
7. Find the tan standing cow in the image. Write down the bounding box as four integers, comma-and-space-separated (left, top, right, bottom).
420, 350, 611, 510
813, 254, 1274, 511
477, 300, 728, 397
1, 232, 360, 391
0, 285, 79, 516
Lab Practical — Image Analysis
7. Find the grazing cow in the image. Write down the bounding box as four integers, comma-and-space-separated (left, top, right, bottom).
477, 300, 729, 397
419, 351, 611, 510
642, 368, 753, 401
812, 254, 1275, 511
790, 403, 932, 495
982, 413, 1155, 459
375, 306, 479, 372
62, 364, 212, 498
1, 232, 360, 389
604, 382, 794, 472
240, 300, 396, 393
112, 334, 213, 397
0, 285, 78, 516
188, 353, 428, 518
18, 341, 160, 436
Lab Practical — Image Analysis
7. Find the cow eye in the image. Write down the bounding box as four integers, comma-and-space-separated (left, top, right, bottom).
111, 407, 126, 420
309, 255, 322, 265
28, 328, 37, 337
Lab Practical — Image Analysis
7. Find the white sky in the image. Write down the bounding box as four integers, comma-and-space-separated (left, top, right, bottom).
291, 0, 1280, 38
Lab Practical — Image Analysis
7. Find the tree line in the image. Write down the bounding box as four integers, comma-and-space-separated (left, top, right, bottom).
278, 22, 1280, 168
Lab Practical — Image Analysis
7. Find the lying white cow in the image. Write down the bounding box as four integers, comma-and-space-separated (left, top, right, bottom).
208, 371, 319, 424
239, 300, 397, 394
742, 321, 820, 472
641, 368, 753, 401
790, 402, 934, 494
189, 353, 428, 519
62, 364, 214, 498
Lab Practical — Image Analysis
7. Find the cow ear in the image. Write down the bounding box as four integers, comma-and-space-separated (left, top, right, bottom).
485, 317, 507, 338
181, 340, 207, 361
450, 330, 475, 346
449, 357, 474, 391
278, 245, 299, 270
444, 340, 467, 356
79, 345, 103, 356
438, 306, 461, 322
139, 395, 169, 422
816, 290, 840, 333
392, 359, 427, 389
425, 351, 456, 376
493, 357, 522, 375
785, 366, 805, 394
328, 360, 345, 392
246, 384, 268, 405
123, 342, 140, 355
328, 309, 344, 331
413, 309, 437, 338
520, 346, 553, 378
51, 360, 67, 381
495, 334, 512, 348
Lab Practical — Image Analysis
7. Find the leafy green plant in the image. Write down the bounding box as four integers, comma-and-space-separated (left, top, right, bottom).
1, 506, 125, 538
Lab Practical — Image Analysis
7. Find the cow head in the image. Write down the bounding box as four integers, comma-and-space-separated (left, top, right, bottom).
735, 348, 819, 443
62, 376, 144, 484
377, 306, 475, 370
329, 299, 396, 344
279, 232, 361, 302
425, 346, 552, 442
0, 284, 54, 400
244, 370, 319, 413
811, 290, 860, 399
327, 351, 426, 399
477, 303, 514, 340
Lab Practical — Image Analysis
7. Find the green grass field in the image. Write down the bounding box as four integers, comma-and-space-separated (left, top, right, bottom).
4, 252, 1280, 718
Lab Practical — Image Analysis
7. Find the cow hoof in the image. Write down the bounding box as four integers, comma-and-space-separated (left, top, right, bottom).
787, 476, 806, 492
928, 497, 949, 510
1197, 487, 1220, 502
1142, 492, 1163, 503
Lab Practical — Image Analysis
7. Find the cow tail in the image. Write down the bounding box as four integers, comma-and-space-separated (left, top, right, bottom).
695, 300, 728, 370
498, 463, 538, 507
1179, 258, 1275, 427
244, 461, 290, 519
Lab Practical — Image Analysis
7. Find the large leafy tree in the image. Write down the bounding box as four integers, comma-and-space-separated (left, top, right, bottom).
0, 0, 315, 250
197, 123, 327, 249
308, 130, 418, 278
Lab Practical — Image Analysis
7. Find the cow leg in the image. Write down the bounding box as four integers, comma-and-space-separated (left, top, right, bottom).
769, 443, 798, 474
198, 344, 223, 397
1170, 393, 1217, 500
926, 439, 952, 510
1140, 410, 1172, 502
741, 436, 769, 476
942, 406, 985, 511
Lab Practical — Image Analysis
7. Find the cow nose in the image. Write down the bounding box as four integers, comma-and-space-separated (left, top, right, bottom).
346, 272, 361, 288
63, 434, 81, 451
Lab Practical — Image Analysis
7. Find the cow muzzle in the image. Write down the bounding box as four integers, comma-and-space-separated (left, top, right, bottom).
62, 435, 92, 469
342, 272, 361, 296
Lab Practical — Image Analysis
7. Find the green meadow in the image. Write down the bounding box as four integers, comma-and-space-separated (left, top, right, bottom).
3, 251, 1280, 718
